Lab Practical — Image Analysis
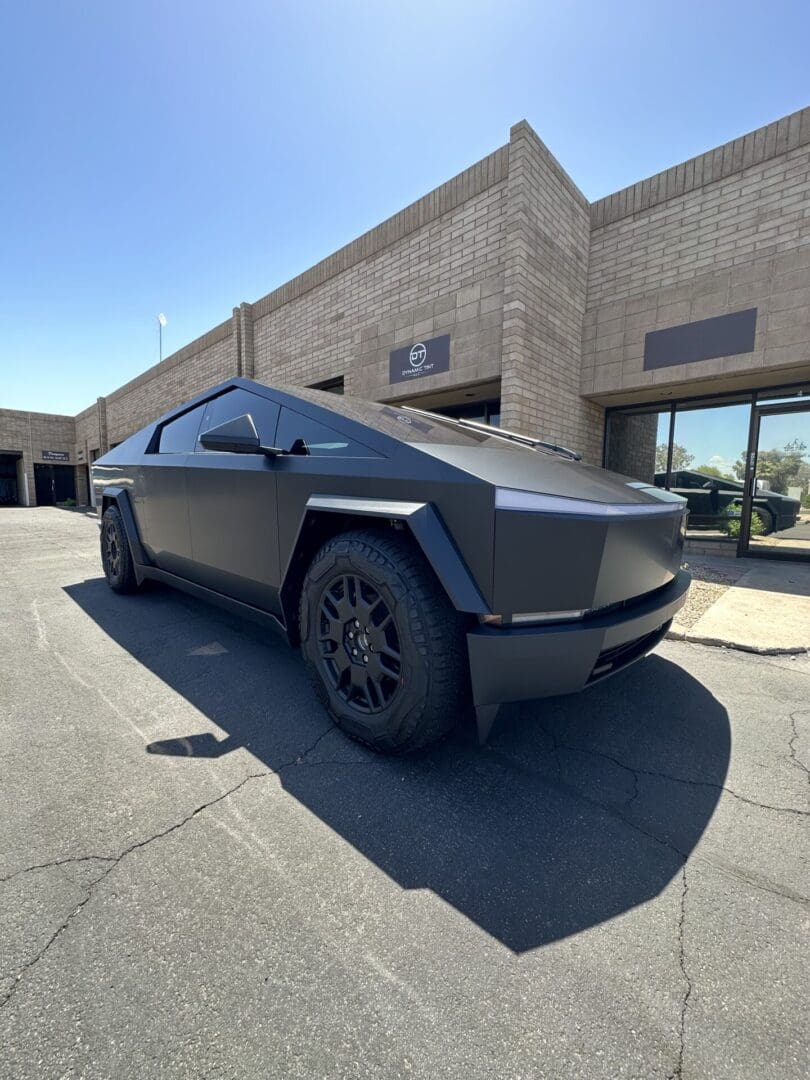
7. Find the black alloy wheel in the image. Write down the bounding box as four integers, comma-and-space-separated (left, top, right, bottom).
317, 572, 402, 714
299, 529, 470, 753
103, 519, 121, 579
100, 504, 139, 593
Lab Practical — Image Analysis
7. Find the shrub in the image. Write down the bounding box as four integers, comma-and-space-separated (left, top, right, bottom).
723, 508, 765, 539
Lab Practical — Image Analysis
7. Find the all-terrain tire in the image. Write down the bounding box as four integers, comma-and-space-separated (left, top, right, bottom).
299, 528, 470, 753
756, 508, 775, 536
100, 505, 140, 594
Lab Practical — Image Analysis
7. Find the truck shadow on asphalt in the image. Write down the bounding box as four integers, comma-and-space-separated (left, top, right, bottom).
65, 578, 731, 954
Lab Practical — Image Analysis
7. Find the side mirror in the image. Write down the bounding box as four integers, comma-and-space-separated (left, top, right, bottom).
199, 413, 282, 456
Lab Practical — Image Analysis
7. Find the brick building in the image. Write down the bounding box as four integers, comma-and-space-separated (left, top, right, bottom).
2, 107, 809, 557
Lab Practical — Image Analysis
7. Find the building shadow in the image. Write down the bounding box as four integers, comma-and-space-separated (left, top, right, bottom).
65, 578, 730, 953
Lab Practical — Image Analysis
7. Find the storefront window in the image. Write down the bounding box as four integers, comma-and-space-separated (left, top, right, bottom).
434, 399, 501, 427
747, 407, 810, 557
606, 383, 810, 559
757, 386, 810, 406
667, 402, 750, 543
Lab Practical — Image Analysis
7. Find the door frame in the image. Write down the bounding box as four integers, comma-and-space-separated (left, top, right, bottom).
738, 398, 810, 560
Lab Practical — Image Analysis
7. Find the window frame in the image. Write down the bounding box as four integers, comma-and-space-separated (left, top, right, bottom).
153, 403, 207, 455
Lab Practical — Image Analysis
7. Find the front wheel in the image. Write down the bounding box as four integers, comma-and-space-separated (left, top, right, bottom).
299, 529, 470, 753
100, 505, 140, 593
756, 508, 775, 536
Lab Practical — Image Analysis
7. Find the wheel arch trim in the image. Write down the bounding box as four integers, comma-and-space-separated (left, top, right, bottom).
100, 486, 149, 573
281, 495, 490, 628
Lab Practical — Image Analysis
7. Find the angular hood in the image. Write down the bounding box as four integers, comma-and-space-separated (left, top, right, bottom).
412, 443, 677, 507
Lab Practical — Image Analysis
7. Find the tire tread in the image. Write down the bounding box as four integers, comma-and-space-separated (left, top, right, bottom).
299, 528, 469, 753
101, 505, 140, 594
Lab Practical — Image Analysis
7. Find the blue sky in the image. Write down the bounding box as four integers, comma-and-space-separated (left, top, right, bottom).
663, 405, 809, 476
1, 0, 809, 415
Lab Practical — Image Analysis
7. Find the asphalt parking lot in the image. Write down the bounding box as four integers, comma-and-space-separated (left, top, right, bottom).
1, 508, 808, 1079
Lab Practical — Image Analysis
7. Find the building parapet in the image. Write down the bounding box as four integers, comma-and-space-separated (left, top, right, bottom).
591, 106, 810, 229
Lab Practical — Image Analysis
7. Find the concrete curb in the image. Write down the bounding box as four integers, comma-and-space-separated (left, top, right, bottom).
666, 623, 809, 656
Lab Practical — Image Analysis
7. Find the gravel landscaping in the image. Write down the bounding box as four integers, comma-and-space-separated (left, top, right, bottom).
677, 560, 748, 630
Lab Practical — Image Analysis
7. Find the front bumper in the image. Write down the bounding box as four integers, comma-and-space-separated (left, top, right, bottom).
466, 569, 691, 708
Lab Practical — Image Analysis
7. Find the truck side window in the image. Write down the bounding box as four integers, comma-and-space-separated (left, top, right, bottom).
196, 389, 281, 450
276, 409, 378, 457
158, 405, 206, 453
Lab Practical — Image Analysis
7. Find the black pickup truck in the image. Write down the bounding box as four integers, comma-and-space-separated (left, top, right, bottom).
655, 469, 799, 534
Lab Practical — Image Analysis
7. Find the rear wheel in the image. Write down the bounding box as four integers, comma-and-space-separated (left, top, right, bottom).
100, 505, 140, 593
299, 529, 470, 753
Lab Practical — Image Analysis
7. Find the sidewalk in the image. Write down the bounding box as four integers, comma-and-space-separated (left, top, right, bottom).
668, 556, 810, 654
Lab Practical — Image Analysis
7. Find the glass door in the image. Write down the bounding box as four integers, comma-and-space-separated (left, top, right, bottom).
741, 401, 810, 559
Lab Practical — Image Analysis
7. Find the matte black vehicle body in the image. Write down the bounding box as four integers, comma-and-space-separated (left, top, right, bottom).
93, 378, 690, 745
655, 469, 799, 533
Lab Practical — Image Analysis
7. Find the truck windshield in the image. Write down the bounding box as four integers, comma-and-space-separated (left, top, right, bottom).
284, 387, 574, 454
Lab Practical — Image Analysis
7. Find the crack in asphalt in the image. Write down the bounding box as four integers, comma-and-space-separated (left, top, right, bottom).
0, 773, 265, 1010
287, 723, 338, 764
493, 723, 807, 1073
533, 718, 563, 781
788, 711, 810, 786
0, 855, 115, 887
549, 736, 809, 819
488, 741, 810, 910
0, 722, 336, 1010
669, 866, 691, 1080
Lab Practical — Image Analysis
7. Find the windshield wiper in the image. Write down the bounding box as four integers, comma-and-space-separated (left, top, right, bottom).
405, 409, 581, 460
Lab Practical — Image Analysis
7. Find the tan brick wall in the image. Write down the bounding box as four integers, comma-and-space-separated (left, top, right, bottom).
584, 107, 810, 400
252, 157, 508, 399
500, 122, 604, 464
351, 275, 505, 402
0, 409, 76, 506
604, 411, 659, 483
73, 403, 105, 504
74, 404, 101, 458
583, 246, 810, 398
589, 143, 810, 309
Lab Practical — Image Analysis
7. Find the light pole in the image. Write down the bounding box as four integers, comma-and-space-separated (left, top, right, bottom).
157, 313, 167, 362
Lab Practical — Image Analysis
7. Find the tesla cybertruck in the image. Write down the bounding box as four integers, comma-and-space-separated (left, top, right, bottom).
92, 378, 690, 751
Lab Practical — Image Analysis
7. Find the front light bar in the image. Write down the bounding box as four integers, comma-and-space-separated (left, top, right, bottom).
495, 487, 686, 516
479, 609, 586, 627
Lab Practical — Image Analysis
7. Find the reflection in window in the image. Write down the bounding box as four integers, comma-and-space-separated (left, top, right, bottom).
434, 399, 502, 427
276, 409, 378, 457
158, 405, 206, 454
605, 410, 670, 484
750, 410, 809, 555
307, 376, 345, 395
197, 389, 280, 450
668, 403, 750, 542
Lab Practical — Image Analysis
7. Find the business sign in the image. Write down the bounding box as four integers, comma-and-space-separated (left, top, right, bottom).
41, 450, 70, 462
389, 334, 450, 385
644, 308, 757, 371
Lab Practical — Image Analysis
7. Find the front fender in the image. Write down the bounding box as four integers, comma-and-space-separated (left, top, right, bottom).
279, 495, 489, 643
